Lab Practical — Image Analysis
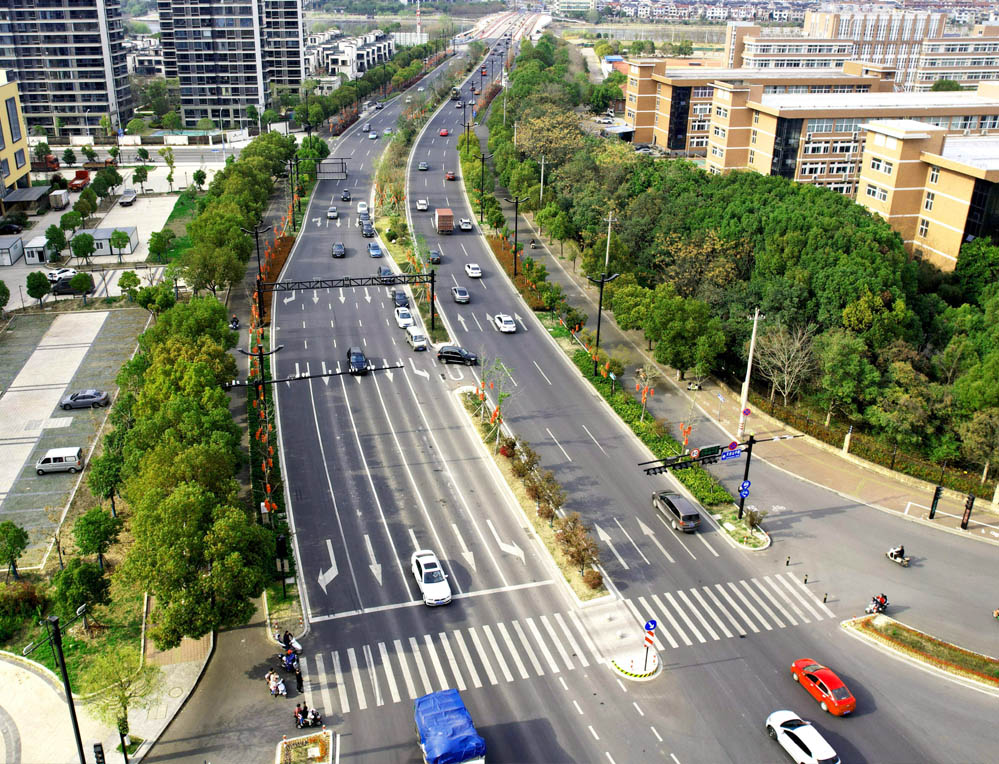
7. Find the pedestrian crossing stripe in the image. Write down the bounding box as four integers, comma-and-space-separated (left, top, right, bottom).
298, 572, 832, 718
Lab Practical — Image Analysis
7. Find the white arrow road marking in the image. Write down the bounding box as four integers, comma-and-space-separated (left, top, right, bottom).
486, 519, 525, 564
283, 290, 296, 304
318, 539, 338, 593
364, 287, 372, 303
514, 313, 527, 331
451, 523, 477, 571
457, 315, 468, 331
322, 361, 331, 385
338, 289, 345, 303
364, 534, 383, 585
614, 516, 650, 564
594, 524, 630, 570
295, 362, 301, 378
312, 290, 319, 304
409, 359, 429, 379
637, 518, 675, 563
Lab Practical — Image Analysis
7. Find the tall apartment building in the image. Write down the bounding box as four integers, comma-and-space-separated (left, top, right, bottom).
725, 11, 999, 91
157, 1, 304, 128
0, 0, 131, 136
0, 69, 30, 204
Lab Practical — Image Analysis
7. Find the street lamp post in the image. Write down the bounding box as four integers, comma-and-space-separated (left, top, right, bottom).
588, 213, 619, 375
504, 195, 528, 277
478, 152, 492, 223
737, 308, 764, 439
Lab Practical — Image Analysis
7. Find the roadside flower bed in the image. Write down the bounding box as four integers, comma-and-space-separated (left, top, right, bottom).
279, 729, 331, 764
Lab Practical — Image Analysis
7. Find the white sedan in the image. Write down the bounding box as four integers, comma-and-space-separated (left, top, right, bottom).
458, 218, 473, 231
416, 199, 429, 211
411, 550, 452, 606
464, 263, 482, 278
394, 306, 415, 328
765, 710, 840, 764
493, 313, 516, 333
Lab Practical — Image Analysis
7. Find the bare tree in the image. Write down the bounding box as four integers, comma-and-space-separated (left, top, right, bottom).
754, 322, 816, 406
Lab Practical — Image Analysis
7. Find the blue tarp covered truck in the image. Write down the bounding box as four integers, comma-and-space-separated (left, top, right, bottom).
414, 689, 486, 764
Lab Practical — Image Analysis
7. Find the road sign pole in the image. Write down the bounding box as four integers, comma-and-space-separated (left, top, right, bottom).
738, 434, 755, 520
643, 644, 649, 673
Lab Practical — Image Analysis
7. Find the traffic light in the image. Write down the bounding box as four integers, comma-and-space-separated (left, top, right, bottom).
929, 485, 943, 519
961, 493, 975, 530
94, 743, 106, 764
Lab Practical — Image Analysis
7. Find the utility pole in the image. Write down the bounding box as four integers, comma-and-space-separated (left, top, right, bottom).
737, 308, 763, 439
588, 213, 619, 375
504, 195, 528, 277
539, 154, 545, 208
478, 152, 492, 223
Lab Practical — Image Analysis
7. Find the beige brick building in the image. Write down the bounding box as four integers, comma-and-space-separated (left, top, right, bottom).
0, 71, 31, 210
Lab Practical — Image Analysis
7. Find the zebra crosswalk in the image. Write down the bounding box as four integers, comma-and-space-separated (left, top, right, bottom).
297, 572, 834, 718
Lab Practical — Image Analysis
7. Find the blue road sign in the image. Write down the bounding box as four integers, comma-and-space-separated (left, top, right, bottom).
739, 488, 750, 499
740, 481, 751, 490
721, 450, 741, 461
644, 619, 657, 631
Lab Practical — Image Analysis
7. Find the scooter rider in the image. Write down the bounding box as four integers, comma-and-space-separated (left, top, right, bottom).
889, 543, 905, 560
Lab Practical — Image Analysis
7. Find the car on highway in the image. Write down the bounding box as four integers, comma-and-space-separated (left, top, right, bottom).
437, 345, 477, 365
347, 346, 369, 375
47, 267, 77, 283
392, 290, 409, 308
411, 549, 452, 606
416, 199, 429, 211
60, 389, 110, 410
790, 660, 856, 716
493, 313, 516, 333
455, 101, 464, 109
467, 100, 475, 107
51, 276, 93, 296
383, 128, 393, 136
652, 490, 701, 532
394, 307, 415, 328
341, 189, 351, 201
119, 188, 137, 206
357, 201, 368, 216
451, 286, 470, 303
375, 265, 393, 284
428, 249, 441, 264
765, 710, 840, 764
362, 222, 376, 238
445, 170, 456, 180
327, 206, 338, 219
458, 218, 472, 231
331, 241, 346, 258
368, 131, 378, 140
439, 128, 449, 137
417, 86, 425, 92
464, 263, 481, 278
362, 123, 371, 132
374, 103, 384, 111
418, 161, 429, 171
367, 242, 383, 257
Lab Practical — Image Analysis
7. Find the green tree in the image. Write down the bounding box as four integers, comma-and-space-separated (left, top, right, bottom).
953, 237, 999, 304
110, 230, 131, 264
0, 280, 8, 317
148, 229, 176, 263
99, 114, 112, 137
930, 79, 962, 91
126, 117, 147, 135
814, 329, 882, 427
69, 272, 95, 305
262, 109, 280, 129
136, 282, 176, 319
246, 104, 259, 127
107, 145, 119, 163
52, 558, 108, 616
62, 147, 77, 166
959, 407, 999, 483
90, 172, 110, 204
73, 507, 123, 573
0, 520, 29, 579
195, 117, 217, 132
81, 145, 98, 163
308, 102, 325, 130
158, 146, 176, 191
180, 242, 244, 297
186, 200, 253, 262
71, 233, 97, 265
33, 141, 51, 162
864, 362, 932, 451
26, 271, 51, 307
161, 110, 183, 134
80, 647, 164, 744
97, 166, 124, 195
45, 224, 68, 259
89, 448, 124, 516
132, 165, 148, 193
117, 270, 141, 301
192, 168, 207, 190
60, 211, 82, 236
73, 196, 94, 224
136, 146, 150, 163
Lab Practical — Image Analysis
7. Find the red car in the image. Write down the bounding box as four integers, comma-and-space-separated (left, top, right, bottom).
445, 170, 456, 180
790, 659, 856, 716
439, 128, 449, 137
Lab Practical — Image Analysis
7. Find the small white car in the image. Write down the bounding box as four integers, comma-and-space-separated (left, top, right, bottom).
416, 199, 429, 211
411, 549, 452, 606
394, 306, 415, 328
464, 263, 482, 278
368, 131, 378, 140
383, 128, 393, 136
765, 710, 840, 764
47, 267, 78, 283
458, 218, 473, 231
493, 313, 516, 333
357, 201, 368, 216
327, 206, 338, 219
417, 86, 425, 92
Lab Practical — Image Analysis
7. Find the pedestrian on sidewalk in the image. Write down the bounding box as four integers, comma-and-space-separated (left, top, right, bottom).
295, 667, 304, 693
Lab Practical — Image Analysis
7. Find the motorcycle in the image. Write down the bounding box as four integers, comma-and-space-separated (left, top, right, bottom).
280, 651, 300, 673
295, 709, 323, 729
865, 594, 889, 615
529, 240, 537, 249
885, 551, 910, 567
229, 317, 240, 330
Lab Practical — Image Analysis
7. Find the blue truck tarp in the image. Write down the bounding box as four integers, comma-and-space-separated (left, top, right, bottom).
414, 689, 486, 764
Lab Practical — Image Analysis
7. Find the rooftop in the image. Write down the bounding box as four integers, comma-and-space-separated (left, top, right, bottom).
758, 91, 999, 112
653, 66, 866, 82
939, 136, 999, 172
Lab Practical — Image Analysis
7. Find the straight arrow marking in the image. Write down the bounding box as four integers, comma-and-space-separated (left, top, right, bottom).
594, 524, 630, 570
637, 518, 675, 563
364, 534, 383, 585
451, 523, 477, 572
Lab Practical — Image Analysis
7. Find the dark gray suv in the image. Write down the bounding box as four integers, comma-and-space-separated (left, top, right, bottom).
652, 491, 701, 532
346, 347, 368, 375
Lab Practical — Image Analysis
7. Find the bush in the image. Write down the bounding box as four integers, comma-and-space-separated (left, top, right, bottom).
582, 569, 603, 590
4, 210, 28, 227
510, 441, 539, 478
498, 436, 517, 458
0, 581, 46, 642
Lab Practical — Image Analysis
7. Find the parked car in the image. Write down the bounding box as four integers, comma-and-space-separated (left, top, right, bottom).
327, 206, 338, 219
467, 100, 475, 107
331, 241, 346, 258
346, 346, 369, 375
652, 490, 701, 532
60, 389, 109, 410
416, 199, 429, 211
445, 170, 456, 181
765, 710, 840, 764
411, 549, 452, 606
464, 263, 481, 278
0, 220, 23, 234
493, 313, 516, 333
367, 242, 383, 257
418, 161, 429, 171
394, 307, 415, 328
790, 660, 856, 716
119, 188, 137, 206
428, 249, 442, 264
375, 265, 394, 284
437, 345, 477, 365
341, 189, 351, 201
47, 268, 77, 283
458, 218, 473, 231
51, 276, 93, 296
392, 290, 409, 308
439, 128, 449, 137
451, 286, 470, 303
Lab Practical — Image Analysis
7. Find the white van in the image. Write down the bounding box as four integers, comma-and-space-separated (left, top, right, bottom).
36, 447, 84, 475
406, 325, 428, 351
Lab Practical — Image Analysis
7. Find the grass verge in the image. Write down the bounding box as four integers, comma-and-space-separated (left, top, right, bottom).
460, 392, 606, 602
853, 615, 999, 686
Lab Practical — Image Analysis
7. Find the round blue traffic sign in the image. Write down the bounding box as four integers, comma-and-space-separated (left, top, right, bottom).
740, 481, 751, 490
644, 619, 657, 631
739, 488, 750, 499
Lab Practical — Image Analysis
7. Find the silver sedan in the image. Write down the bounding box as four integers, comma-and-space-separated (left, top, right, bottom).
60, 389, 110, 410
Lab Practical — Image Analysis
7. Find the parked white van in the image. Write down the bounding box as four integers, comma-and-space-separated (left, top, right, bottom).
36, 447, 84, 475
406, 325, 428, 351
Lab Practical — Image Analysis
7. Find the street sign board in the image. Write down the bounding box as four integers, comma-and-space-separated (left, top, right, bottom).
699, 445, 722, 458
644, 619, 657, 631
740, 481, 751, 490
729, 441, 738, 450
743, 408, 752, 416
739, 488, 750, 499
721, 450, 741, 461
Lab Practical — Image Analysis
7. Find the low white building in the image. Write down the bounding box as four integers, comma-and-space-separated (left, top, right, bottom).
305, 29, 395, 82
73, 227, 139, 257
23, 235, 52, 265
0, 235, 24, 266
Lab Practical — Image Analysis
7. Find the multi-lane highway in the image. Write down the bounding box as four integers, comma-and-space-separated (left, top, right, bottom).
271, 12, 998, 763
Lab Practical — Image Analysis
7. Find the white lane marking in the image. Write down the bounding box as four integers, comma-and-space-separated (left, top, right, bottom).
482, 624, 514, 683
567, 610, 605, 664
311, 654, 332, 717
393, 638, 417, 699
637, 518, 675, 563
378, 642, 401, 703
754, 578, 798, 625
559, 676, 569, 691
553, 613, 589, 667
595, 524, 629, 570
452, 630, 482, 689
690, 588, 733, 638
347, 647, 367, 710
606, 753, 616, 764
633, 702, 644, 717
472, 314, 484, 331
362, 643, 383, 707
512, 620, 545, 677
581, 424, 607, 455
573, 700, 584, 715
785, 572, 836, 618
526, 617, 560, 674
331, 650, 349, 713
438, 632, 466, 691
532, 360, 552, 384
665, 592, 706, 643
589, 726, 600, 740
765, 575, 810, 623
541, 615, 574, 670
677, 589, 719, 640
696, 532, 719, 557
614, 516, 650, 565
496, 622, 530, 679
740, 579, 785, 628
423, 634, 450, 691
670, 755, 681, 764
656, 514, 697, 560
725, 581, 771, 632
408, 636, 434, 695
703, 585, 746, 635
651, 727, 663, 743
467, 627, 499, 685
638, 595, 678, 649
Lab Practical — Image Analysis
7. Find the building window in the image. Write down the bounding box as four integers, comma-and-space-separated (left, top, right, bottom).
753, 112, 760, 124
711, 145, 724, 158
924, 192, 934, 211
715, 105, 729, 118
870, 157, 893, 174
865, 183, 888, 202
14, 149, 25, 169
5, 98, 20, 142
751, 130, 757, 145
0, 158, 8, 178
749, 150, 756, 164
918, 218, 929, 236
929, 166, 939, 183
713, 125, 727, 138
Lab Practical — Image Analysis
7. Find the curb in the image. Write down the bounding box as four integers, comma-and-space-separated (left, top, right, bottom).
609, 652, 662, 682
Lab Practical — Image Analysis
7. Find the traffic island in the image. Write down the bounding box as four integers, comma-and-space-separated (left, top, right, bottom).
610, 648, 662, 681
277, 728, 333, 764
843, 614, 999, 694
